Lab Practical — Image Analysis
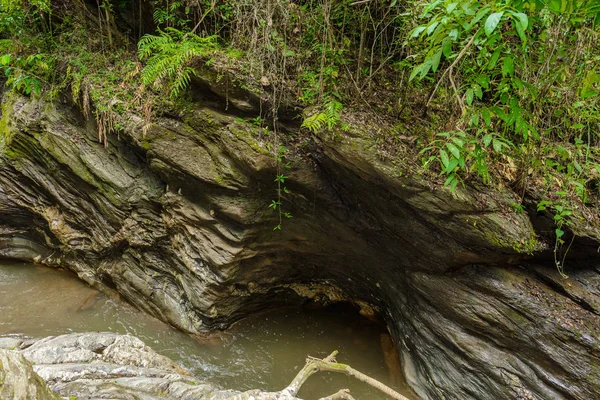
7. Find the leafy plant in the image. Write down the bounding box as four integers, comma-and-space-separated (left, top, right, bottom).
271, 144, 292, 231
302, 97, 348, 133
0, 53, 49, 96
410, 0, 600, 275
138, 28, 218, 98
152, 0, 191, 29
537, 198, 574, 278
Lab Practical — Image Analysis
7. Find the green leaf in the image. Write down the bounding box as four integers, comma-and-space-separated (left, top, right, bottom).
512, 77, 524, 91
483, 133, 493, 147
442, 37, 453, 58
515, 116, 526, 134
555, 228, 564, 239
410, 62, 431, 81
492, 138, 503, 152
0, 54, 10, 65
422, 0, 443, 15
548, 0, 563, 13
446, 157, 459, 173
450, 175, 459, 191
470, 5, 492, 30
475, 75, 490, 89
451, 137, 465, 147
419, 62, 432, 79
426, 21, 440, 36
530, 126, 540, 140
447, 143, 461, 159
440, 149, 450, 168
481, 107, 491, 126
514, 12, 528, 30
469, 112, 479, 126
466, 88, 474, 105
485, 12, 504, 36
514, 19, 527, 43
410, 26, 427, 38
488, 48, 501, 70
502, 57, 514, 77
429, 48, 443, 72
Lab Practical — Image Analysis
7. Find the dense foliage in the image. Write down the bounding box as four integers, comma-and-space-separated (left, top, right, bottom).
1, 0, 599, 274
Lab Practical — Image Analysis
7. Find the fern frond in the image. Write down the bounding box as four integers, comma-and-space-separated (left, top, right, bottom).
302, 112, 328, 132
302, 98, 345, 132
325, 99, 343, 130
139, 30, 217, 98
170, 67, 195, 98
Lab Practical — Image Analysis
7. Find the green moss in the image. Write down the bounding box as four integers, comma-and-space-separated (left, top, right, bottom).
229, 124, 271, 156
484, 230, 539, 254
511, 237, 540, 254
0, 92, 17, 149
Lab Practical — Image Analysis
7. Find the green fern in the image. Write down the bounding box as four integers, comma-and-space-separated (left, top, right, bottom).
324, 99, 343, 130
138, 28, 217, 98
301, 112, 328, 132
301, 98, 346, 132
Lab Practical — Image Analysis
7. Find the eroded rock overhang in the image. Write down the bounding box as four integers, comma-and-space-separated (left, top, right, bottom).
1, 88, 599, 399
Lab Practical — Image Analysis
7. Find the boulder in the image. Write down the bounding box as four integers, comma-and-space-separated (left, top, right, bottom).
0, 349, 60, 400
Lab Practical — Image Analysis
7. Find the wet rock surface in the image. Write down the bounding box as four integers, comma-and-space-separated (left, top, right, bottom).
1, 90, 599, 399
1, 332, 299, 400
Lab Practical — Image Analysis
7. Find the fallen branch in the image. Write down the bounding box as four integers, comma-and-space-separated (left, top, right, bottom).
281, 351, 409, 400
227, 351, 408, 400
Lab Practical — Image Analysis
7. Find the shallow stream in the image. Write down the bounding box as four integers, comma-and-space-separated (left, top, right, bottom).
0, 260, 414, 399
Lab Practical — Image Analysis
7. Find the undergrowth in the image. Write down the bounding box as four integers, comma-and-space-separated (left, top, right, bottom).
1, 0, 599, 273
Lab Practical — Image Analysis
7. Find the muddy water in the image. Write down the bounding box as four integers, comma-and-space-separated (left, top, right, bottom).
0, 260, 415, 399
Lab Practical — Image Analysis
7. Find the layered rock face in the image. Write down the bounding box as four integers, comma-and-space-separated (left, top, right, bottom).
1, 87, 599, 399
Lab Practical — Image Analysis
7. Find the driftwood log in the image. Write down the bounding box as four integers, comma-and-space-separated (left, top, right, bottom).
228, 351, 409, 400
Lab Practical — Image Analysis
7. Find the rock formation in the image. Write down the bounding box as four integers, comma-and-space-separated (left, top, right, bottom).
1, 83, 599, 399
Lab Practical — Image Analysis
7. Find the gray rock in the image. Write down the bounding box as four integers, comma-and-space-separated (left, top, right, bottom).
1, 332, 297, 400
23, 332, 187, 375
0, 349, 60, 400
0, 337, 23, 350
